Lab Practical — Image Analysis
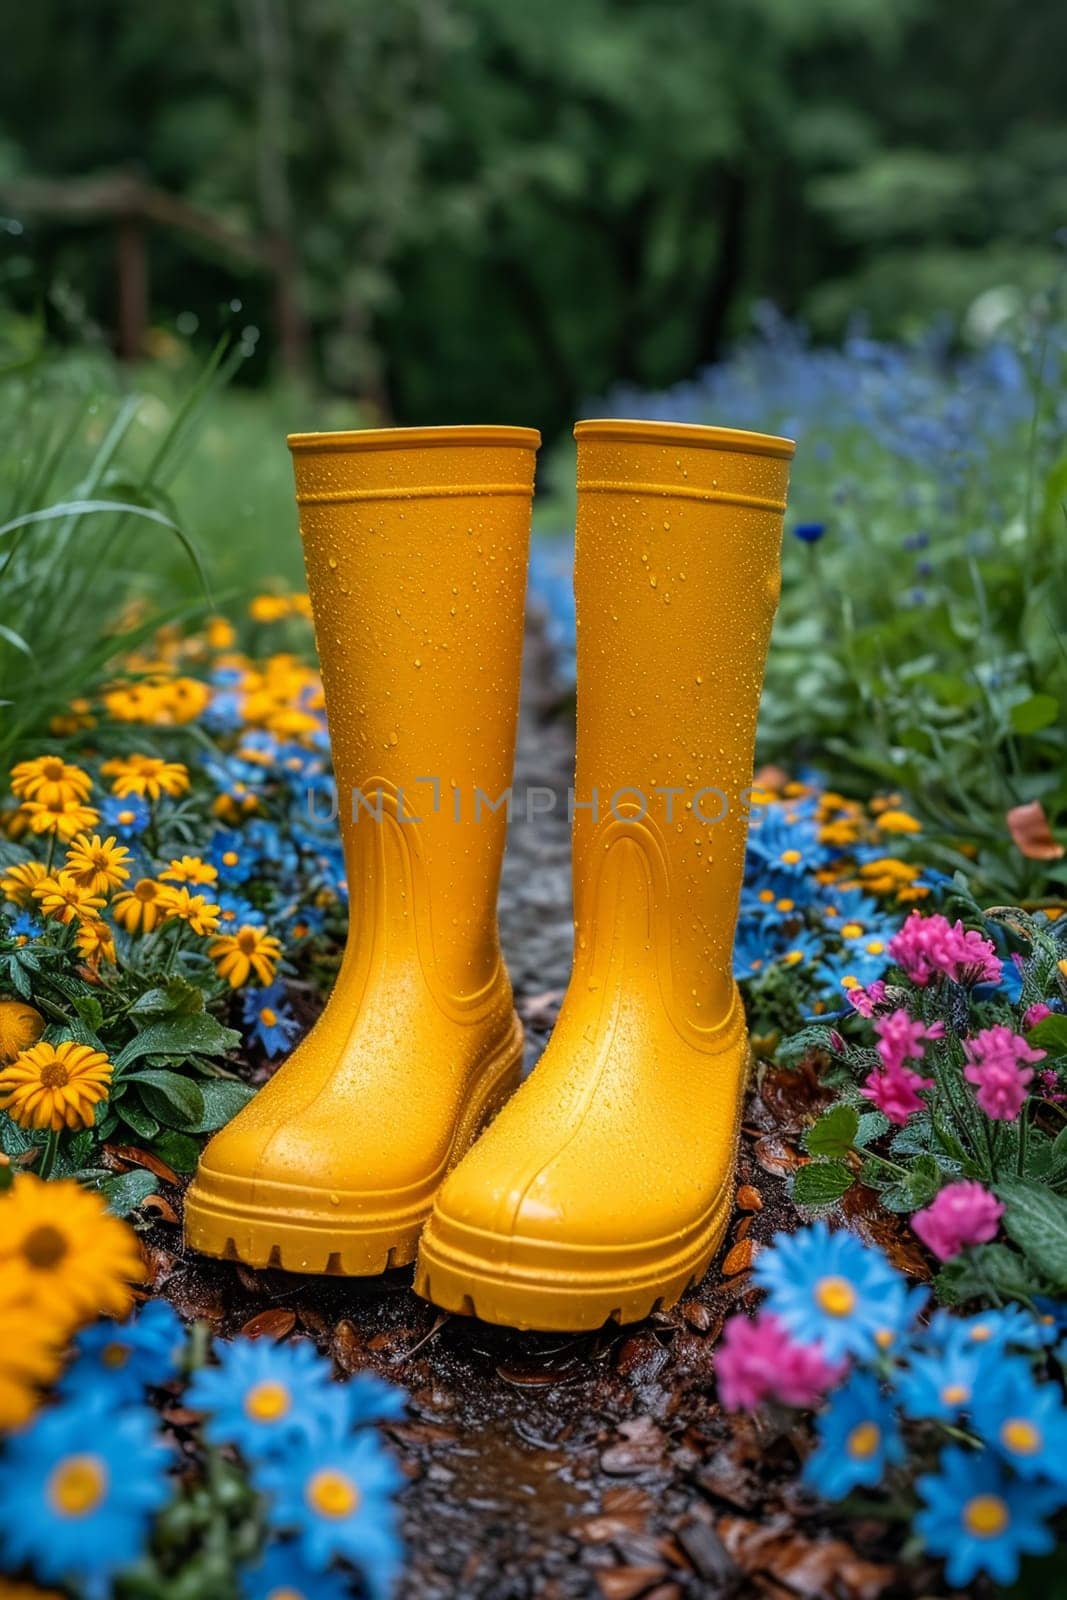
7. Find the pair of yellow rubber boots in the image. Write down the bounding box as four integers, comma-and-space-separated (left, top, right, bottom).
185, 419, 794, 1331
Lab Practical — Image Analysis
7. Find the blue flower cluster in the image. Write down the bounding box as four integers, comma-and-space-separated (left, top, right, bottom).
754, 1222, 1067, 1588
0, 1304, 407, 1599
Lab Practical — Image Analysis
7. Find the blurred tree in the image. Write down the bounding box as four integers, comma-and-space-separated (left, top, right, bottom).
0, 0, 1063, 435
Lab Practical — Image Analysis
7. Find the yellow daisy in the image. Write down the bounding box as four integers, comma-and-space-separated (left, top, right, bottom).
0, 860, 48, 907
20, 797, 100, 842
0, 1174, 143, 1327
0, 998, 45, 1063
875, 808, 923, 835
158, 885, 221, 936
32, 872, 106, 927
249, 594, 291, 624
64, 833, 132, 896
0, 1274, 64, 1431
206, 616, 236, 651
112, 877, 167, 934
159, 855, 218, 886
0, 1040, 113, 1132
9, 756, 92, 806
100, 754, 190, 801
208, 924, 283, 988
74, 919, 118, 968
161, 677, 212, 723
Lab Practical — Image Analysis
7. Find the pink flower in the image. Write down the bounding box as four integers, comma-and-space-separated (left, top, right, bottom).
715, 1312, 841, 1411
963, 1025, 1044, 1121
847, 979, 888, 1019
888, 911, 1002, 988
862, 1061, 934, 1125
874, 1009, 945, 1074
912, 1181, 1004, 1261
1024, 1002, 1052, 1030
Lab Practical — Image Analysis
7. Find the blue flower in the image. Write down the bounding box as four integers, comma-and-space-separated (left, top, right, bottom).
0, 1398, 171, 1599
753, 1221, 906, 1363
341, 1373, 408, 1429
61, 1301, 186, 1403
925, 1306, 1058, 1354
241, 983, 301, 1057
792, 521, 826, 544
185, 1338, 340, 1460
255, 1431, 404, 1597
971, 1359, 1067, 1485
916, 1446, 1061, 1587
896, 1331, 1000, 1423
802, 1372, 903, 1500
241, 1539, 354, 1600
209, 830, 257, 884
100, 793, 151, 838
733, 918, 774, 981
11, 909, 42, 942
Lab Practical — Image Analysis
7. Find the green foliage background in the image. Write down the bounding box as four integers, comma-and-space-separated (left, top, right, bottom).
1, 0, 1064, 438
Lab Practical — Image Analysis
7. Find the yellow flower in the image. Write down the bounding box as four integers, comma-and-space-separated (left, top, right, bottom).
0, 1040, 113, 1132
0, 1173, 143, 1327
75, 919, 118, 968
64, 833, 132, 896
855, 857, 922, 896
209, 924, 283, 988
0, 999, 45, 1063
160, 855, 218, 886
875, 808, 922, 834
20, 797, 100, 841
9, 756, 92, 806
249, 594, 291, 624
158, 885, 221, 936
100, 754, 189, 800
0, 1274, 63, 1431
103, 683, 167, 723
206, 615, 236, 651
32, 872, 106, 927
0, 859, 48, 907
111, 878, 167, 934
163, 677, 211, 723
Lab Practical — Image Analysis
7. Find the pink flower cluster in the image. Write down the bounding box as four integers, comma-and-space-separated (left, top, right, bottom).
715, 1312, 841, 1411
888, 911, 1002, 988
846, 979, 888, 1019
861, 1008, 943, 1126
962, 1025, 1045, 1120
912, 1180, 1004, 1261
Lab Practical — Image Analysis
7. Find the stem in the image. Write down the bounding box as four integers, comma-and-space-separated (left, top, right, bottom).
38, 1128, 60, 1180
44, 830, 56, 874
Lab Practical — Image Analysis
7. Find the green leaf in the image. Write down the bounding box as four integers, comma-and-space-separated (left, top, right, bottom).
182, 1078, 255, 1134
854, 1111, 891, 1148
113, 1014, 240, 1072
935, 1242, 1037, 1306
129, 1070, 205, 1130
804, 1104, 859, 1158
129, 977, 206, 1018
1028, 1014, 1067, 1057
903, 1154, 942, 1208
97, 1168, 158, 1217
1010, 693, 1059, 734
118, 1099, 160, 1141
792, 1159, 854, 1208
150, 1129, 201, 1174
73, 994, 104, 1031
996, 1178, 1067, 1291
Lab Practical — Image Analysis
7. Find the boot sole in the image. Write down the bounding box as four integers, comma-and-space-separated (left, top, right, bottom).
183, 1015, 525, 1276
414, 1168, 735, 1332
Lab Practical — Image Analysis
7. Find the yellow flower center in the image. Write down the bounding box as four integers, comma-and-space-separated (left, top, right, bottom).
968, 1323, 992, 1343
780, 849, 802, 865
841, 922, 864, 939
118, 810, 135, 825
1001, 1418, 1041, 1455
307, 1468, 360, 1519
245, 1380, 292, 1422
776, 898, 795, 913
102, 1342, 131, 1369
758, 889, 774, 903
42, 759, 65, 781
223, 851, 239, 867
266, 1589, 306, 1600
940, 1384, 970, 1406
846, 1422, 881, 1460
238, 929, 260, 953
874, 1329, 893, 1350
865, 941, 885, 955
814, 1276, 856, 1317
21, 1223, 69, 1269
40, 1062, 70, 1089
135, 881, 159, 903
260, 1008, 278, 1027
963, 1494, 1009, 1538
48, 1454, 107, 1516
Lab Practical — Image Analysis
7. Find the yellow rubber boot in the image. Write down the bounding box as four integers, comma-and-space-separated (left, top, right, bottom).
185, 425, 539, 1274
416, 419, 794, 1329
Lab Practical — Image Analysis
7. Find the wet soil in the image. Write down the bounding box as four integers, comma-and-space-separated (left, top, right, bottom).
143, 626, 937, 1600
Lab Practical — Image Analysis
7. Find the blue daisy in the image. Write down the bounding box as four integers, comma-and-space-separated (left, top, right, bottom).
185, 1338, 340, 1461
916, 1446, 1061, 1587
61, 1300, 186, 1403
241, 1539, 354, 1600
803, 1372, 903, 1500
100, 793, 151, 839
896, 1332, 1001, 1423
753, 1221, 906, 1363
11, 909, 42, 942
0, 1398, 171, 1599
971, 1359, 1067, 1485
209, 830, 257, 884
241, 983, 301, 1057
255, 1431, 404, 1597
